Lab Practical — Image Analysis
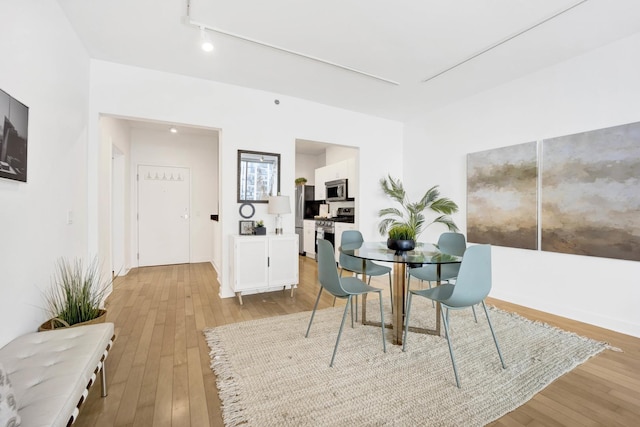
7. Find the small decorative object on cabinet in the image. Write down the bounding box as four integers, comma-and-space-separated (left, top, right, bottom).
239, 220, 255, 235
230, 234, 299, 305
254, 220, 266, 235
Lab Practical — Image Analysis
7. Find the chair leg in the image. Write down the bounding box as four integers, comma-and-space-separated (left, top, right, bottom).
350, 295, 355, 328
402, 292, 414, 352
441, 306, 461, 388
387, 272, 393, 314
482, 301, 506, 369
373, 273, 394, 314
377, 290, 387, 353
334, 269, 345, 309
305, 287, 323, 338
354, 295, 358, 323
330, 295, 352, 367
471, 304, 478, 323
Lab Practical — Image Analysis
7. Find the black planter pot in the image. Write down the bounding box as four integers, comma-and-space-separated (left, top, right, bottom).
254, 226, 266, 235
387, 238, 415, 255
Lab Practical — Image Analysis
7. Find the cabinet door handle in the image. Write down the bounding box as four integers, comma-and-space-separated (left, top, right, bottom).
268, 257, 270, 267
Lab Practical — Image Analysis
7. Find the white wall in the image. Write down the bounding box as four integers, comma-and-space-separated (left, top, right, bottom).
295, 152, 324, 186
404, 32, 640, 337
0, 0, 90, 346
130, 127, 219, 265
100, 117, 131, 277
87, 60, 403, 298
325, 146, 358, 164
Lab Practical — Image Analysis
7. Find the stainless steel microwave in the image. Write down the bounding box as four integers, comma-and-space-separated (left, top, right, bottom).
325, 179, 348, 201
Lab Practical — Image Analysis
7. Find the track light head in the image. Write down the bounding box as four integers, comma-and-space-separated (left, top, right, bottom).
200, 26, 214, 52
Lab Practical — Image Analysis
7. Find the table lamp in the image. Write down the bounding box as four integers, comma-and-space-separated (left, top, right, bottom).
268, 194, 291, 235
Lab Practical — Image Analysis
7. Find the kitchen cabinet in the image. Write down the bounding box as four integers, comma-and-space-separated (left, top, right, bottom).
314, 162, 342, 200
314, 167, 327, 200
314, 158, 358, 200
346, 157, 358, 199
229, 234, 299, 304
303, 220, 316, 258
334, 222, 357, 261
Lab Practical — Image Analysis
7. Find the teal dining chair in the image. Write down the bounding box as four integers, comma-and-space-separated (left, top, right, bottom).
407, 232, 466, 291
402, 244, 506, 387
306, 239, 387, 367
339, 230, 393, 314
407, 232, 477, 320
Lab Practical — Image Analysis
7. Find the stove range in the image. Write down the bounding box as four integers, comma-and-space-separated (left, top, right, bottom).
314, 207, 355, 260
314, 207, 355, 227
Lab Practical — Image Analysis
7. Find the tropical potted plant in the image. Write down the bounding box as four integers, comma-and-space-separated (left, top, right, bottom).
378, 174, 459, 251
254, 219, 266, 235
39, 257, 111, 331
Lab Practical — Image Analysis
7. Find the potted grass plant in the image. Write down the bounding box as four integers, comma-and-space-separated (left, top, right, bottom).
378, 174, 459, 252
254, 219, 266, 235
387, 224, 416, 254
39, 257, 111, 331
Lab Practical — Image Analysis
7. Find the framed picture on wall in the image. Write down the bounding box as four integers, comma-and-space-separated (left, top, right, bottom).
239, 220, 255, 235
0, 88, 29, 182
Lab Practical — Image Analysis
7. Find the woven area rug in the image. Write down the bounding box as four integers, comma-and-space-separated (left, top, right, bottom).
204, 298, 607, 426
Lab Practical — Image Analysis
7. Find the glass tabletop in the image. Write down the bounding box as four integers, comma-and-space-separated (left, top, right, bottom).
340, 241, 462, 265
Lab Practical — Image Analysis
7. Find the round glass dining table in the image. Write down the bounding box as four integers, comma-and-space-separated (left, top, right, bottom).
340, 241, 462, 345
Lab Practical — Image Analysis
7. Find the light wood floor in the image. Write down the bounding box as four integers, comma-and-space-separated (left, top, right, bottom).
76, 257, 640, 426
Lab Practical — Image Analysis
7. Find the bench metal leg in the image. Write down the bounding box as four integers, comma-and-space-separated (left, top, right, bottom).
101, 361, 108, 397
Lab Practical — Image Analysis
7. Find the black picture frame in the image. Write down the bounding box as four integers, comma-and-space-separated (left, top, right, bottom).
239, 220, 255, 235
0, 88, 29, 182
237, 150, 280, 203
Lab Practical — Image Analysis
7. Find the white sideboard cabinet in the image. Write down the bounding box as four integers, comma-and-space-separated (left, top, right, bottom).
229, 234, 299, 305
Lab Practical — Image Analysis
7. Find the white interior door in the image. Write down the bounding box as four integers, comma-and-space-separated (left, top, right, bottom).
138, 165, 190, 267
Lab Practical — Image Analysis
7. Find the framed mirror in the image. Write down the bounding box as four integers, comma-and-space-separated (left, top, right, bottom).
237, 150, 281, 203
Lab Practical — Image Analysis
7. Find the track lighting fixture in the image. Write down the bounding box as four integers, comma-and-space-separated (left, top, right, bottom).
200, 26, 214, 52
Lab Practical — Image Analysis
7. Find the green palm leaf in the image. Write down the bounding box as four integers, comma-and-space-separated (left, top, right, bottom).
378, 175, 459, 239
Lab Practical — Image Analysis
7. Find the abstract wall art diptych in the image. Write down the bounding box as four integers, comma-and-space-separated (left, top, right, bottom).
541, 122, 640, 261
467, 141, 538, 250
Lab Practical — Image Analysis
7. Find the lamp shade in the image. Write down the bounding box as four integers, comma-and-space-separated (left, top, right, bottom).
268, 195, 291, 214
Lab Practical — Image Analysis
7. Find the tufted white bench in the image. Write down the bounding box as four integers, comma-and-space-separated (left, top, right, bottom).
0, 323, 115, 427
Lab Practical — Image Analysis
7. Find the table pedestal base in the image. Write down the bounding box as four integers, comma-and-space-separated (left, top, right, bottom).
361, 262, 441, 345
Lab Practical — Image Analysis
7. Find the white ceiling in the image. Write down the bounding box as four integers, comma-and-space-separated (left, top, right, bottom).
123, 118, 217, 136
57, 0, 640, 122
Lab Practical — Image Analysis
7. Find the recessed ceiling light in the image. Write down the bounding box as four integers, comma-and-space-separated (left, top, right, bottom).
170, 127, 178, 133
